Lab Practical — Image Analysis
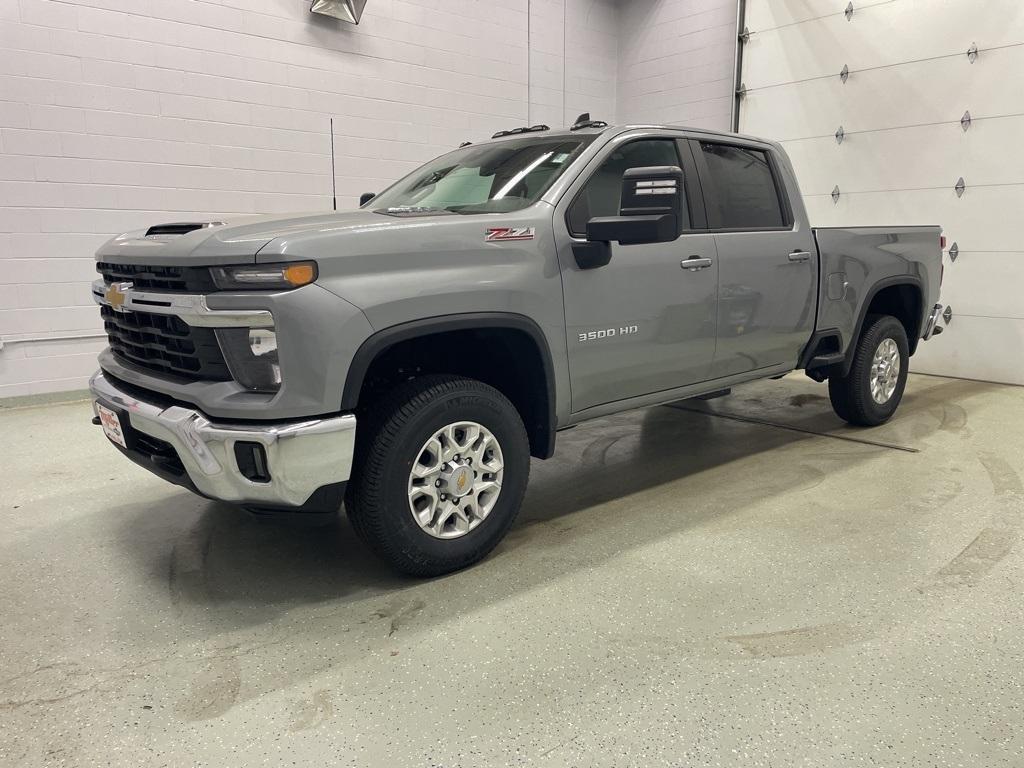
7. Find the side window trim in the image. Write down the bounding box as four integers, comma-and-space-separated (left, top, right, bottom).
564, 136, 701, 238
675, 138, 708, 231
688, 138, 794, 233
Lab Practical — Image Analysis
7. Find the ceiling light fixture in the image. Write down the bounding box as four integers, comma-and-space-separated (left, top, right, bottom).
310, 0, 367, 24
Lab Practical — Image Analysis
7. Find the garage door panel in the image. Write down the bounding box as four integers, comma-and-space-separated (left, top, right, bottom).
807, 187, 951, 229
783, 115, 1024, 193
745, 0, 846, 32
921, 187, 1023, 253
806, 187, 1022, 253
741, 44, 1024, 139
803, 194, 844, 227
743, 0, 1023, 383
911, 315, 1024, 385
745, 0, 1024, 89
939, 252, 1024, 320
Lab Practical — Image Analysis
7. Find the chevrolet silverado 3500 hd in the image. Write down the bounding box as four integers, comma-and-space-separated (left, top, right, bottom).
89, 120, 945, 575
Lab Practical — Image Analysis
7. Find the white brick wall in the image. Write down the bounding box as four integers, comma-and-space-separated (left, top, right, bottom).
0, 0, 735, 398
528, 0, 618, 128
617, 0, 737, 129
532, 0, 618, 128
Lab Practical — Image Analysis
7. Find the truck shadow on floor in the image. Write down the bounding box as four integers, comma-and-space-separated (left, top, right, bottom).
100, 375, 1009, 720
515, 375, 991, 527
112, 375, 998, 628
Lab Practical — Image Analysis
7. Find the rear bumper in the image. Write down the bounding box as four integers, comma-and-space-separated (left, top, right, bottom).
922, 303, 945, 340
89, 370, 356, 510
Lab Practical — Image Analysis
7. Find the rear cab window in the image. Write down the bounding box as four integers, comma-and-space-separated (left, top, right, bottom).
696, 142, 790, 230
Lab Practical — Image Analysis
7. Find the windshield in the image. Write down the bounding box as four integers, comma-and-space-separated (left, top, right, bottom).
368, 134, 597, 215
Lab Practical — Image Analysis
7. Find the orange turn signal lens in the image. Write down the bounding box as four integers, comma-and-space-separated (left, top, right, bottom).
210, 261, 319, 291
283, 263, 316, 287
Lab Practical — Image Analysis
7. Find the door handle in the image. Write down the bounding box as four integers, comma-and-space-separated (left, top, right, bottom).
681, 256, 713, 271
788, 251, 811, 262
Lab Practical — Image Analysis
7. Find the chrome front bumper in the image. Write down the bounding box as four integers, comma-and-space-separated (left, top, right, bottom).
89, 370, 356, 509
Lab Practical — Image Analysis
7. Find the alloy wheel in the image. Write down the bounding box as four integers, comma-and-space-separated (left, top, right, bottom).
869, 337, 901, 404
407, 421, 504, 539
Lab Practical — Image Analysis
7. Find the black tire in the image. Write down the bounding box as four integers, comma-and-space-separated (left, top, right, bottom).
345, 375, 530, 576
828, 314, 910, 427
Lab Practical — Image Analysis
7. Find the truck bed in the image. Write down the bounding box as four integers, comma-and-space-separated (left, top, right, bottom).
811, 225, 943, 362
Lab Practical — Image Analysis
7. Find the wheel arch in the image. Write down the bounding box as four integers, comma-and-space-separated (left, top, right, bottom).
342, 313, 557, 459
843, 277, 923, 375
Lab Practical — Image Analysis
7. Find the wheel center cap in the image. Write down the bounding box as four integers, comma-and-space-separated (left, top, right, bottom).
444, 464, 474, 497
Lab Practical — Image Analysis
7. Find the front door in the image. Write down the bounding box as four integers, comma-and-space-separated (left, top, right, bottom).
691, 139, 818, 378
555, 135, 718, 413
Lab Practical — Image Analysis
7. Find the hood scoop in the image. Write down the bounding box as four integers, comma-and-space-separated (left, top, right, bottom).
145, 221, 225, 237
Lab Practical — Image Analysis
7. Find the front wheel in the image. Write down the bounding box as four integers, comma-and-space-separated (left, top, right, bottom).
828, 314, 910, 426
346, 375, 530, 576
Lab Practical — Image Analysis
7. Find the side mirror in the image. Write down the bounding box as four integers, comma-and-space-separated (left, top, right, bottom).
572, 166, 684, 270
359, 192, 376, 206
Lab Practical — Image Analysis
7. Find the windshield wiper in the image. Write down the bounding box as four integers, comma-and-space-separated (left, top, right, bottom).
376, 206, 456, 217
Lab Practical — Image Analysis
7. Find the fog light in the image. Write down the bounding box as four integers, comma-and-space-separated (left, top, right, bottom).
248, 328, 277, 357
234, 441, 271, 483
216, 328, 281, 392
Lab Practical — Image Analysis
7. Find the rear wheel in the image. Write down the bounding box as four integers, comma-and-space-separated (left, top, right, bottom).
828, 314, 909, 426
346, 375, 530, 576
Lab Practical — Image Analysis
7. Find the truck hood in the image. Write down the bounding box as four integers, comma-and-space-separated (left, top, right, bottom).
94, 211, 383, 266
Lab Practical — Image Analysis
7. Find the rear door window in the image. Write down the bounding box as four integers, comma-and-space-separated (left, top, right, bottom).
697, 142, 787, 230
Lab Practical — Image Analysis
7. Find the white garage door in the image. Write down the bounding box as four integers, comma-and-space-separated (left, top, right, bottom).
738, 0, 1024, 385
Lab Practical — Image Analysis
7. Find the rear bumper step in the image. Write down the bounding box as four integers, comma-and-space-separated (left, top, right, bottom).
922, 303, 946, 340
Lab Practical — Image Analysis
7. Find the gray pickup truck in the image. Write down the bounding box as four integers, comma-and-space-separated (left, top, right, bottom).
89, 118, 946, 575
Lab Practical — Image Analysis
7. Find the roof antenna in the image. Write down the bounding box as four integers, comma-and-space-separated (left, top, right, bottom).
329, 117, 337, 211
570, 112, 608, 131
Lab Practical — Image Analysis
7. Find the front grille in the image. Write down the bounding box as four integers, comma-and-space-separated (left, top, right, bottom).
97, 262, 217, 293
101, 305, 231, 381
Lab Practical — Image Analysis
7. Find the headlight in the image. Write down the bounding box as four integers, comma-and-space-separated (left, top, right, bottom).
215, 328, 281, 392
210, 261, 317, 290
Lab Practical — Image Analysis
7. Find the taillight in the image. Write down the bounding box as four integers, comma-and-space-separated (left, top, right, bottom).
940, 234, 946, 249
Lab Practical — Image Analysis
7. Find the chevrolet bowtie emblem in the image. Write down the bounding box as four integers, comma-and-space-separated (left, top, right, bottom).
105, 281, 133, 312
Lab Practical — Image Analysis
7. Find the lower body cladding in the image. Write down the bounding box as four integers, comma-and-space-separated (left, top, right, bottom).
89, 370, 356, 514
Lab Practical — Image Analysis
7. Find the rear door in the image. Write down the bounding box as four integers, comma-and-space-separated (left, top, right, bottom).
554, 132, 718, 412
691, 138, 818, 378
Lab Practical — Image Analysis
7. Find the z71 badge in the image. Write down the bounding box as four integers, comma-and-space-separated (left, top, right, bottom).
485, 227, 535, 242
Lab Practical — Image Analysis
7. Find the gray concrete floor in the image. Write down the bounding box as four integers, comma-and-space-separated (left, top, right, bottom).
1, 373, 1022, 767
